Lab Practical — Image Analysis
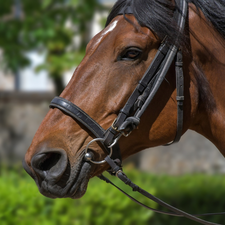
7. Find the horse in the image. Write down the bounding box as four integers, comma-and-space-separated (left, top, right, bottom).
23, 0, 225, 206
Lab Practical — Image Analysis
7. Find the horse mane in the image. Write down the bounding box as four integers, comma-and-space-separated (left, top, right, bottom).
106, 0, 225, 43
189, 0, 225, 40
106, 0, 177, 44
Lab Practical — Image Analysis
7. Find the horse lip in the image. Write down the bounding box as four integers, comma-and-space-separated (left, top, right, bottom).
69, 161, 93, 199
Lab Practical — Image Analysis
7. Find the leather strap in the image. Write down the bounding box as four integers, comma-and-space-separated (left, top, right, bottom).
165, 49, 184, 145
50, 97, 106, 139
99, 156, 224, 225
99, 174, 225, 218
174, 50, 184, 142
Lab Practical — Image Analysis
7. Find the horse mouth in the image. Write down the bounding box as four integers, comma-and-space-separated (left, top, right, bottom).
28, 155, 94, 199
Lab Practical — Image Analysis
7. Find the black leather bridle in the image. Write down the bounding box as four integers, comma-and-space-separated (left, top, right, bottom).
49, 1, 225, 224
50, 0, 186, 163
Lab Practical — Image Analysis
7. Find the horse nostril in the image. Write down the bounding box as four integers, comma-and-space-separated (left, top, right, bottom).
38, 152, 61, 171
31, 149, 68, 182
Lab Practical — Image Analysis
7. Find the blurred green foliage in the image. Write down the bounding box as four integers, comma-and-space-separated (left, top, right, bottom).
149, 174, 225, 225
0, 167, 225, 225
0, 166, 155, 225
1, 166, 225, 225
0, 0, 104, 93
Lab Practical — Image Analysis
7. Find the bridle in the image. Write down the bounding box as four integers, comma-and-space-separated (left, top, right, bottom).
49, 1, 225, 224
50, 0, 186, 163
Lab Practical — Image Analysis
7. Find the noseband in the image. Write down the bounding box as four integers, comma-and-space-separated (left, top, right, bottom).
49, 1, 224, 224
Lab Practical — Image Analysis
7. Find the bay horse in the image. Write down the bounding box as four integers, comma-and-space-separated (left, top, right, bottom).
23, 0, 225, 223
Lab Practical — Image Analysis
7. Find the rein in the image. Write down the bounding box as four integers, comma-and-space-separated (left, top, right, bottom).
49, 1, 225, 224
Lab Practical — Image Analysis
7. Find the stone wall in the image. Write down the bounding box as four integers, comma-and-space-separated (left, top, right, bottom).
136, 131, 225, 175
1, 91, 225, 174
0, 92, 54, 165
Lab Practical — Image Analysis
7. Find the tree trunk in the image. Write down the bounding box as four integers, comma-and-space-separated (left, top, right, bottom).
53, 76, 64, 96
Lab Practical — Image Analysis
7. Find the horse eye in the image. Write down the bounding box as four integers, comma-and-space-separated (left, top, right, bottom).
120, 48, 142, 61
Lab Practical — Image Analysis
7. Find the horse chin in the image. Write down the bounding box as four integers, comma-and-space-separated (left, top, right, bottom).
37, 160, 93, 199
70, 161, 93, 199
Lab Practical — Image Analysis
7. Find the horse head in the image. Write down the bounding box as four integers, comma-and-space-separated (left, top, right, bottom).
23, 0, 225, 199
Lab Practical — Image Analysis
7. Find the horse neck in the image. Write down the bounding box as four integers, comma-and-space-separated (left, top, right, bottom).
188, 5, 225, 155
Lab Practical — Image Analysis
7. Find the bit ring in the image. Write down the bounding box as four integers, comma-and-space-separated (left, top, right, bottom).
84, 138, 113, 164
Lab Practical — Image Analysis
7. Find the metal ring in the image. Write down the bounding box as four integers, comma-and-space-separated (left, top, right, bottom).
84, 138, 113, 165
108, 133, 123, 149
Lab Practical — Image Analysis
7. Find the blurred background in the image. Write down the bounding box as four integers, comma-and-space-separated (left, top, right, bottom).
1, 1, 225, 224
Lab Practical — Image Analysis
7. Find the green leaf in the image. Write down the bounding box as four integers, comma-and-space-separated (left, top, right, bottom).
42, 0, 52, 9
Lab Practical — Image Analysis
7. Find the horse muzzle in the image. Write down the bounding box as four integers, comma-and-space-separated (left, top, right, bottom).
23, 148, 93, 199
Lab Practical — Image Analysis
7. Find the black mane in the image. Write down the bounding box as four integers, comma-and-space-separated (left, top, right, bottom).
106, 0, 225, 43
